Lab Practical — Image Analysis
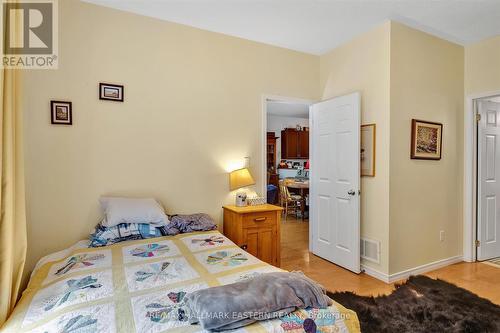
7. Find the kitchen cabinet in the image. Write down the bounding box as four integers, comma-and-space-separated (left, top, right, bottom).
281, 129, 309, 159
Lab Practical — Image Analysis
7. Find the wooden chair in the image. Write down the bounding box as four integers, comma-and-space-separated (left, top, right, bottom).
279, 180, 305, 221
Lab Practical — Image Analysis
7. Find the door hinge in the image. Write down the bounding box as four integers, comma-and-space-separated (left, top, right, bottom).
475, 240, 480, 247
476, 114, 481, 122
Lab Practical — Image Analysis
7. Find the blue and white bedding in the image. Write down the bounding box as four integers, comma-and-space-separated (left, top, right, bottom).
90, 222, 164, 247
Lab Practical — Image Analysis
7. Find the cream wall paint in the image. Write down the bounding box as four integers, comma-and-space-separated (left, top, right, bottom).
389, 22, 464, 274
22, 0, 319, 275
267, 115, 309, 132
319, 22, 391, 274
465, 35, 500, 95
23, 3, 473, 282
319, 21, 466, 276
463, 36, 500, 262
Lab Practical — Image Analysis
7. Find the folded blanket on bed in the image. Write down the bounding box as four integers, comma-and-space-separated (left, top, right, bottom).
185, 271, 332, 331
161, 213, 217, 236
89, 222, 163, 247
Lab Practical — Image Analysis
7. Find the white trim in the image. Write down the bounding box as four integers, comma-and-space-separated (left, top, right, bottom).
362, 255, 463, 284
260, 95, 314, 199
361, 264, 390, 283
309, 107, 313, 252
388, 255, 463, 283
464, 91, 500, 262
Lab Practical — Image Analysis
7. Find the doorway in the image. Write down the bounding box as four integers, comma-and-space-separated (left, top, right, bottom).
476, 95, 500, 262
262, 93, 361, 274
263, 96, 313, 274
265, 98, 311, 214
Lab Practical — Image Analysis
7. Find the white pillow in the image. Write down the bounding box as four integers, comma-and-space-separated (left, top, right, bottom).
99, 197, 169, 227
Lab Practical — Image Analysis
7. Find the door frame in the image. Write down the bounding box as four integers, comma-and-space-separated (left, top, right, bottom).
464, 91, 500, 262
260, 94, 315, 198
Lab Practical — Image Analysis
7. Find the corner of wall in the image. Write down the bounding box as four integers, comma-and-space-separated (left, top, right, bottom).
319, 21, 392, 275
388, 22, 465, 275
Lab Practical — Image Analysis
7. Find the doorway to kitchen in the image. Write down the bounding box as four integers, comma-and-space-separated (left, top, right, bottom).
263, 95, 313, 273
262, 93, 362, 275
264, 97, 312, 220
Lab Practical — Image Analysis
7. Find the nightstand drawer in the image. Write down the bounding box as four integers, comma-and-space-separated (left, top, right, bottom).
242, 211, 276, 228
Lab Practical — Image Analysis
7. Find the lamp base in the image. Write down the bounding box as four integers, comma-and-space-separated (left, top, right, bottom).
235, 191, 248, 207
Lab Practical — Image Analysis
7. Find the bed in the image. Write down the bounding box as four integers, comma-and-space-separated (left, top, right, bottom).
1, 230, 360, 333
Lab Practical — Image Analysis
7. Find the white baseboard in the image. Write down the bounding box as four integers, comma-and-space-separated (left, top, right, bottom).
361, 255, 463, 284
387, 255, 463, 283
360, 264, 390, 283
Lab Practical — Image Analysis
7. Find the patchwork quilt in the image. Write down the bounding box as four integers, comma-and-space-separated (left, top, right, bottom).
1, 231, 360, 333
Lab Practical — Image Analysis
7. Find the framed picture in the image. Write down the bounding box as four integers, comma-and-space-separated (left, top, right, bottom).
361, 124, 376, 176
50, 101, 72, 125
411, 119, 443, 160
99, 83, 124, 102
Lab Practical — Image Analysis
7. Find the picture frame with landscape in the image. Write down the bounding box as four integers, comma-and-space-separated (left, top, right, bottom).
411, 119, 443, 160
99, 83, 124, 102
50, 101, 72, 125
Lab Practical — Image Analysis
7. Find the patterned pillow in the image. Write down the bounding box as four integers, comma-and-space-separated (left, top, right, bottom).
89, 222, 164, 247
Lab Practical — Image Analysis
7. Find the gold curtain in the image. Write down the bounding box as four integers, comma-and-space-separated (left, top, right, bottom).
0, 2, 27, 326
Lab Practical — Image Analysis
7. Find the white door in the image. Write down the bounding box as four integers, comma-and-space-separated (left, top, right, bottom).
310, 92, 361, 273
478, 100, 500, 260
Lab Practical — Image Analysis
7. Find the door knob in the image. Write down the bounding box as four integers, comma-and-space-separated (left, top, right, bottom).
348, 190, 356, 196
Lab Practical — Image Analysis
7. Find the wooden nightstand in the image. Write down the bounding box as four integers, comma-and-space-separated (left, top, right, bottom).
223, 204, 283, 267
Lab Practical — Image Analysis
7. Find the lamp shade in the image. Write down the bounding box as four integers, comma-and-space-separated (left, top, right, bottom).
229, 168, 255, 191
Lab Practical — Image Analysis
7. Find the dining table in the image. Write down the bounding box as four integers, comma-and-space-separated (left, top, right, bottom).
285, 178, 309, 219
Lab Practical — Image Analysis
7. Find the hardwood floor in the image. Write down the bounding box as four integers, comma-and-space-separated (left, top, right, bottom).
280, 218, 500, 304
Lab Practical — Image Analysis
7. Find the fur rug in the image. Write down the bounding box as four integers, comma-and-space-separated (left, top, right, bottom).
327, 275, 500, 333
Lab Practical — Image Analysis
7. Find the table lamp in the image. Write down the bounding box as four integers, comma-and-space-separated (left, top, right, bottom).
229, 168, 255, 207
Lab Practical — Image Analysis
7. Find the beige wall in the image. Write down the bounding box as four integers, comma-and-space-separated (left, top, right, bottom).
389, 22, 464, 274
23, 0, 319, 275
463, 36, 500, 263
23, 2, 474, 280
320, 22, 391, 274
319, 21, 466, 275
465, 35, 500, 95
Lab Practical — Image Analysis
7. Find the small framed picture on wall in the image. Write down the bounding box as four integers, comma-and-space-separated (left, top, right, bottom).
50, 101, 72, 125
99, 83, 124, 102
411, 119, 443, 160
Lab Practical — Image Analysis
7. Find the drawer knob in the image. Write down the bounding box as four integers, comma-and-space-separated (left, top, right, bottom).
254, 217, 267, 222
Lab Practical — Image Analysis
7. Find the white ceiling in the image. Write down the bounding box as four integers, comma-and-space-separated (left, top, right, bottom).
83, 0, 500, 55
267, 101, 310, 118
485, 96, 500, 103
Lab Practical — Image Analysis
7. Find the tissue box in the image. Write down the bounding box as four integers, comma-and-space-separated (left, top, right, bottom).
247, 197, 266, 206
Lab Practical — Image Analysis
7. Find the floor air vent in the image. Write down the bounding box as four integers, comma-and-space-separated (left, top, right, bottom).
361, 238, 380, 264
